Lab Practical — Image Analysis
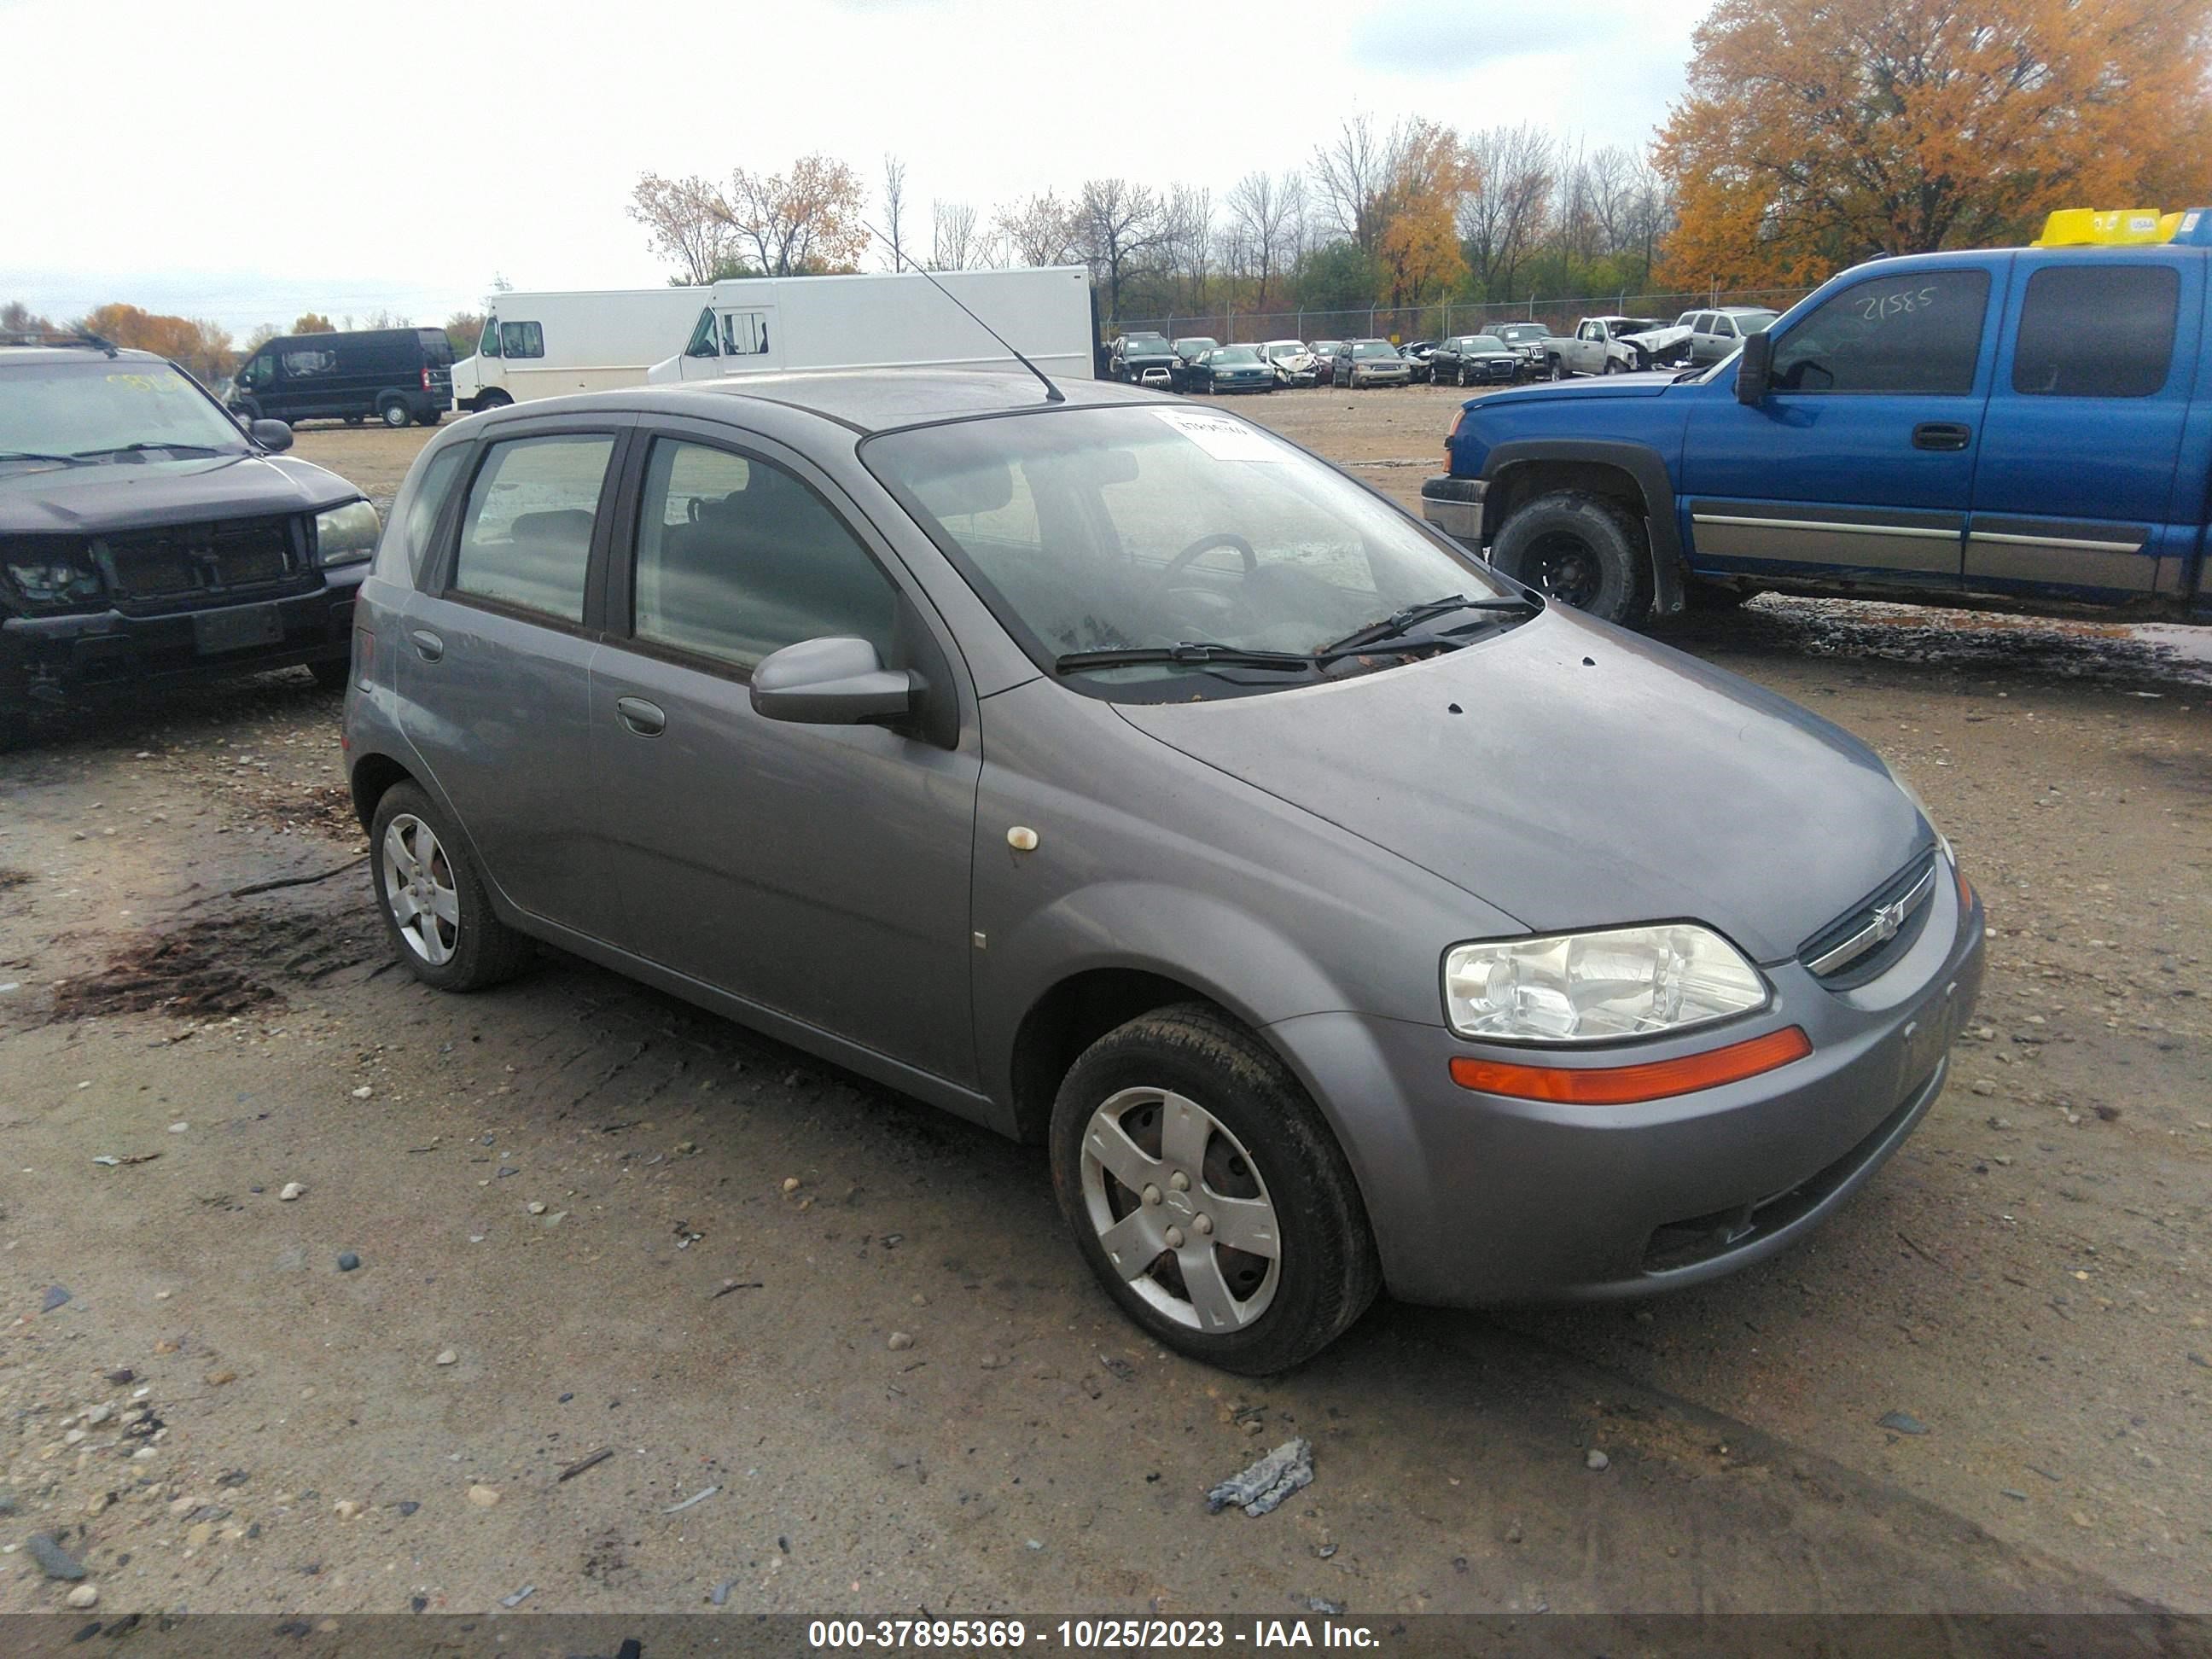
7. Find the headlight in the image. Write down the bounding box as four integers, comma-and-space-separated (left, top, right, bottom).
315, 499, 381, 568
1444, 924, 1769, 1044
4, 553, 102, 608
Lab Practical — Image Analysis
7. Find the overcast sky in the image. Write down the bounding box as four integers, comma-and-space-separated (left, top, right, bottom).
1, 0, 1710, 337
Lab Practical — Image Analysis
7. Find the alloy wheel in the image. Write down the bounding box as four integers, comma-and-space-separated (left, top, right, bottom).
381, 814, 459, 965
1079, 1086, 1281, 1331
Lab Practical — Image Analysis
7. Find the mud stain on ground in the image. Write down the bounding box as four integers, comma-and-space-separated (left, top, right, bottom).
49, 905, 384, 1021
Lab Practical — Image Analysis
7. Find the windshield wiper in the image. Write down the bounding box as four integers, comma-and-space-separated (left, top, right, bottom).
1056, 643, 1318, 675
1323, 592, 1538, 655
0, 450, 84, 467
70, 441, 224, 459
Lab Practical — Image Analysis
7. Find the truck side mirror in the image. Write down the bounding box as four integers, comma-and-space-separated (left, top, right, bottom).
1736, 331, 1773, 405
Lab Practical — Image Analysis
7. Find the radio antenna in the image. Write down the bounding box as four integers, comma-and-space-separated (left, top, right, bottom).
860, 221, 1063, 404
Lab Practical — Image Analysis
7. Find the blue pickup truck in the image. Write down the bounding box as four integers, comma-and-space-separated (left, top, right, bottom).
1422, 218, 2212, 629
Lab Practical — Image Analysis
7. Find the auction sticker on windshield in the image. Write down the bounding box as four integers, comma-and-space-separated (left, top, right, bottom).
1152, 407, 1280, 462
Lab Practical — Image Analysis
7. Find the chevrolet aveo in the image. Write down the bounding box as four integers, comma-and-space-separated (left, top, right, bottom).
342, 370, 1984, 1375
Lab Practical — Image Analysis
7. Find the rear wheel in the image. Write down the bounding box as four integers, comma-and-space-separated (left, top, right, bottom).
368, 782, 532, 992
1490, 489, 1651, 628
1051, 1003, 1381, 1375
378, 397, 412, 429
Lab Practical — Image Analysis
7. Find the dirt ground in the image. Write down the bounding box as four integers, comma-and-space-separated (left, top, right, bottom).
0, 390, 2207, 1620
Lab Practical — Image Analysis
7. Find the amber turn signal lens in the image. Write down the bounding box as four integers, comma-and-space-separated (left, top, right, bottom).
1449, 1026, 1813, 1106
1954, 858, 1974, 911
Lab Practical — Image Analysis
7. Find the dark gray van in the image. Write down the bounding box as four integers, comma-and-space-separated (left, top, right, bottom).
230, 328, 452, 430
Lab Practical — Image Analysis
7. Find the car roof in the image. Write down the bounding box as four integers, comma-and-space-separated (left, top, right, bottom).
0, 342, 166, 368
477, 369, 1168, 437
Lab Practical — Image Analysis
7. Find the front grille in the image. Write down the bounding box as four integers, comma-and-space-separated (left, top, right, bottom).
96, 515, 306, 613
1798, 851, 1939, 990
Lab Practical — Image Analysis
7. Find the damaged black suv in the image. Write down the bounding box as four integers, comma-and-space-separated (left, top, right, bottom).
1, 335, 376, 749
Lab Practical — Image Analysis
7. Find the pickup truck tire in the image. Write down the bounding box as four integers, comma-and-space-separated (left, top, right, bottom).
1491, 490, 1650, 627
1547, 357, 1571, 382
1604, 358, 1627, 375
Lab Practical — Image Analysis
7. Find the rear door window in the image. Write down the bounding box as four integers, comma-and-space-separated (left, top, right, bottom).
450, 434, 614, 623
2011, 264, 2179, 398
1768, 270, 1990, 394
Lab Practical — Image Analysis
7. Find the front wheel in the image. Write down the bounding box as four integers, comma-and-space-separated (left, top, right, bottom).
1489, 489, 1651, 628
1051, 1003, 1381, 1375
368, 782, 533, 992
1547, 357, 1570, 381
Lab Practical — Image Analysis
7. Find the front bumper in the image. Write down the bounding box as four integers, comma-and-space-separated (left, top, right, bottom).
1267, 867, 1986, 1307
1421, 474, 1486, 542
2, 568, 364, 712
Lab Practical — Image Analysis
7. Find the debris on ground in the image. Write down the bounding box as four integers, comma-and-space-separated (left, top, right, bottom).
1586, 1448, 1611, 1471
39, 1285, 71, 1313
1205, 1437, 1314, 1517
1879, 1411, 1930, 1436
499, 1585, 535, 1608
710, 1579, 735, 1606
557, 1448, 613, 1483
336, 1252, 361, 1272
27, 1533, 87, 1580
661, 1485, 719, 1515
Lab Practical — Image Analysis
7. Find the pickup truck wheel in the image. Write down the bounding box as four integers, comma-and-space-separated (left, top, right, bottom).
1491, 490, 1651, 627
1603, 358, 1626, 375
1051, 1002, 1381, 1376
1547, 357, 1570, 381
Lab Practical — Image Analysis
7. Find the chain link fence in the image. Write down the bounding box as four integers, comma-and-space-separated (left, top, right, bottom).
1108, 288, 1813, 346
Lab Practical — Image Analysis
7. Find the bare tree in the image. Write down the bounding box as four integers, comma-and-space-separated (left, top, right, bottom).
1459, 125, 1555, 294
1073, 178, 1169, 321
1165, 185, 1214, 312
1222, 171, 1305, 311
995, 192, 1076, 266
242, 322, 281, 353
719, 154, 870, 276
929, 201, 993, 270
882, 154, 911, 271
1, 300, 57, 335
1311, 114, 1391, 253
628, 172, 735, 284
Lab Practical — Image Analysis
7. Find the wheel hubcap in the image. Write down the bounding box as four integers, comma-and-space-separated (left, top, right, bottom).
1522, 530, 1603, 609
1079, 1087, 1281, 1331
381, 814, 459, 966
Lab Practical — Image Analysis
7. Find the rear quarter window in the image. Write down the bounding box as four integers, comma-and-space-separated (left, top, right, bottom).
2011, 264, 2179, 399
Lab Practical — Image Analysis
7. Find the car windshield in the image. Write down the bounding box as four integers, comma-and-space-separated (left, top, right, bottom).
864, 405, 1518, 701
1468, 336, 1503, 350
1352, 341, 1397, 358
1493, 324, 1543, 341
1312, 341, 1343, 353
0, 358, 247, 463
1174, 340, 1218, 357
1263, 341, 1302, 357
1126, 335, 1169, 352
1211, 346, 1262, 365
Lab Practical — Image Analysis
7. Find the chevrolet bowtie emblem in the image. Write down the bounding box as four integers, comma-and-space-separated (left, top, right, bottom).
1874, 899, 1906, 940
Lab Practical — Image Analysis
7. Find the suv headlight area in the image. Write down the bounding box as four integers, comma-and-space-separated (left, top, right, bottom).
314, 499, 381, 568
1444, 923, 1769, 1044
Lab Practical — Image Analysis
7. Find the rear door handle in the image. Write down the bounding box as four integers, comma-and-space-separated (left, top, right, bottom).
408, 628, 444, 662
616, 696, 667, 737
1912, 422, 1972, 451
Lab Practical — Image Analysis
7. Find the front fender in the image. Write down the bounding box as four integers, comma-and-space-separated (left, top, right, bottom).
1480, 437, 1687, 615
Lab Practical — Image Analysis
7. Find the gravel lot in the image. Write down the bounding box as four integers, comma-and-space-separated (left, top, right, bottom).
0, 387, 2205, 1618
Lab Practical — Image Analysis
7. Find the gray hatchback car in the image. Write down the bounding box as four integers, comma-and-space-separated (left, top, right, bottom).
342, 370, 1985, 1374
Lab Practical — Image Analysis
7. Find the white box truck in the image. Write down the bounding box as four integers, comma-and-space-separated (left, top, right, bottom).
645, 266, 1095, 385
450, 288, 707, 410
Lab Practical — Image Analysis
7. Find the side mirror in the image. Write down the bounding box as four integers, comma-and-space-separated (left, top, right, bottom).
251, 418, 294, 451
1735, 331, 1773, 405
750, 636, 917, 726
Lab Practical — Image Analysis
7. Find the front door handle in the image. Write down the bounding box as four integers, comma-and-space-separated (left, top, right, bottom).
408, 628, 444, 662
1912, 422, 1972, 451
616, 696, 667, 737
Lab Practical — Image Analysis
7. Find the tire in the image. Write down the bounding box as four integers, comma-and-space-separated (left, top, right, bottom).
1049, 1003, 1381, 1375
1603, 358, 1625, 375
1457, 365, 1471, 387
367, 782, 532, 992
1547, 356, 1570, 381
378, 397, 412, 429
308, 658, 351, 692
417, 409, 440, 428
1490, 489, 1651, 628
477, 388, 513, 410
231, 397, 261, 422
344, 415, 364, 427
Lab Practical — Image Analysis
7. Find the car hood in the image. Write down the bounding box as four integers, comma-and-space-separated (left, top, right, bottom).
1111, 612, 1929, 963
1483, 375, 1681, 407
0, 453, 363, 536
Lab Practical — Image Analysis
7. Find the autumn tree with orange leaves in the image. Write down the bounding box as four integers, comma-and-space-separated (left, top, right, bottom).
77, 304, 236, 385
1656, 0, 2212, 288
